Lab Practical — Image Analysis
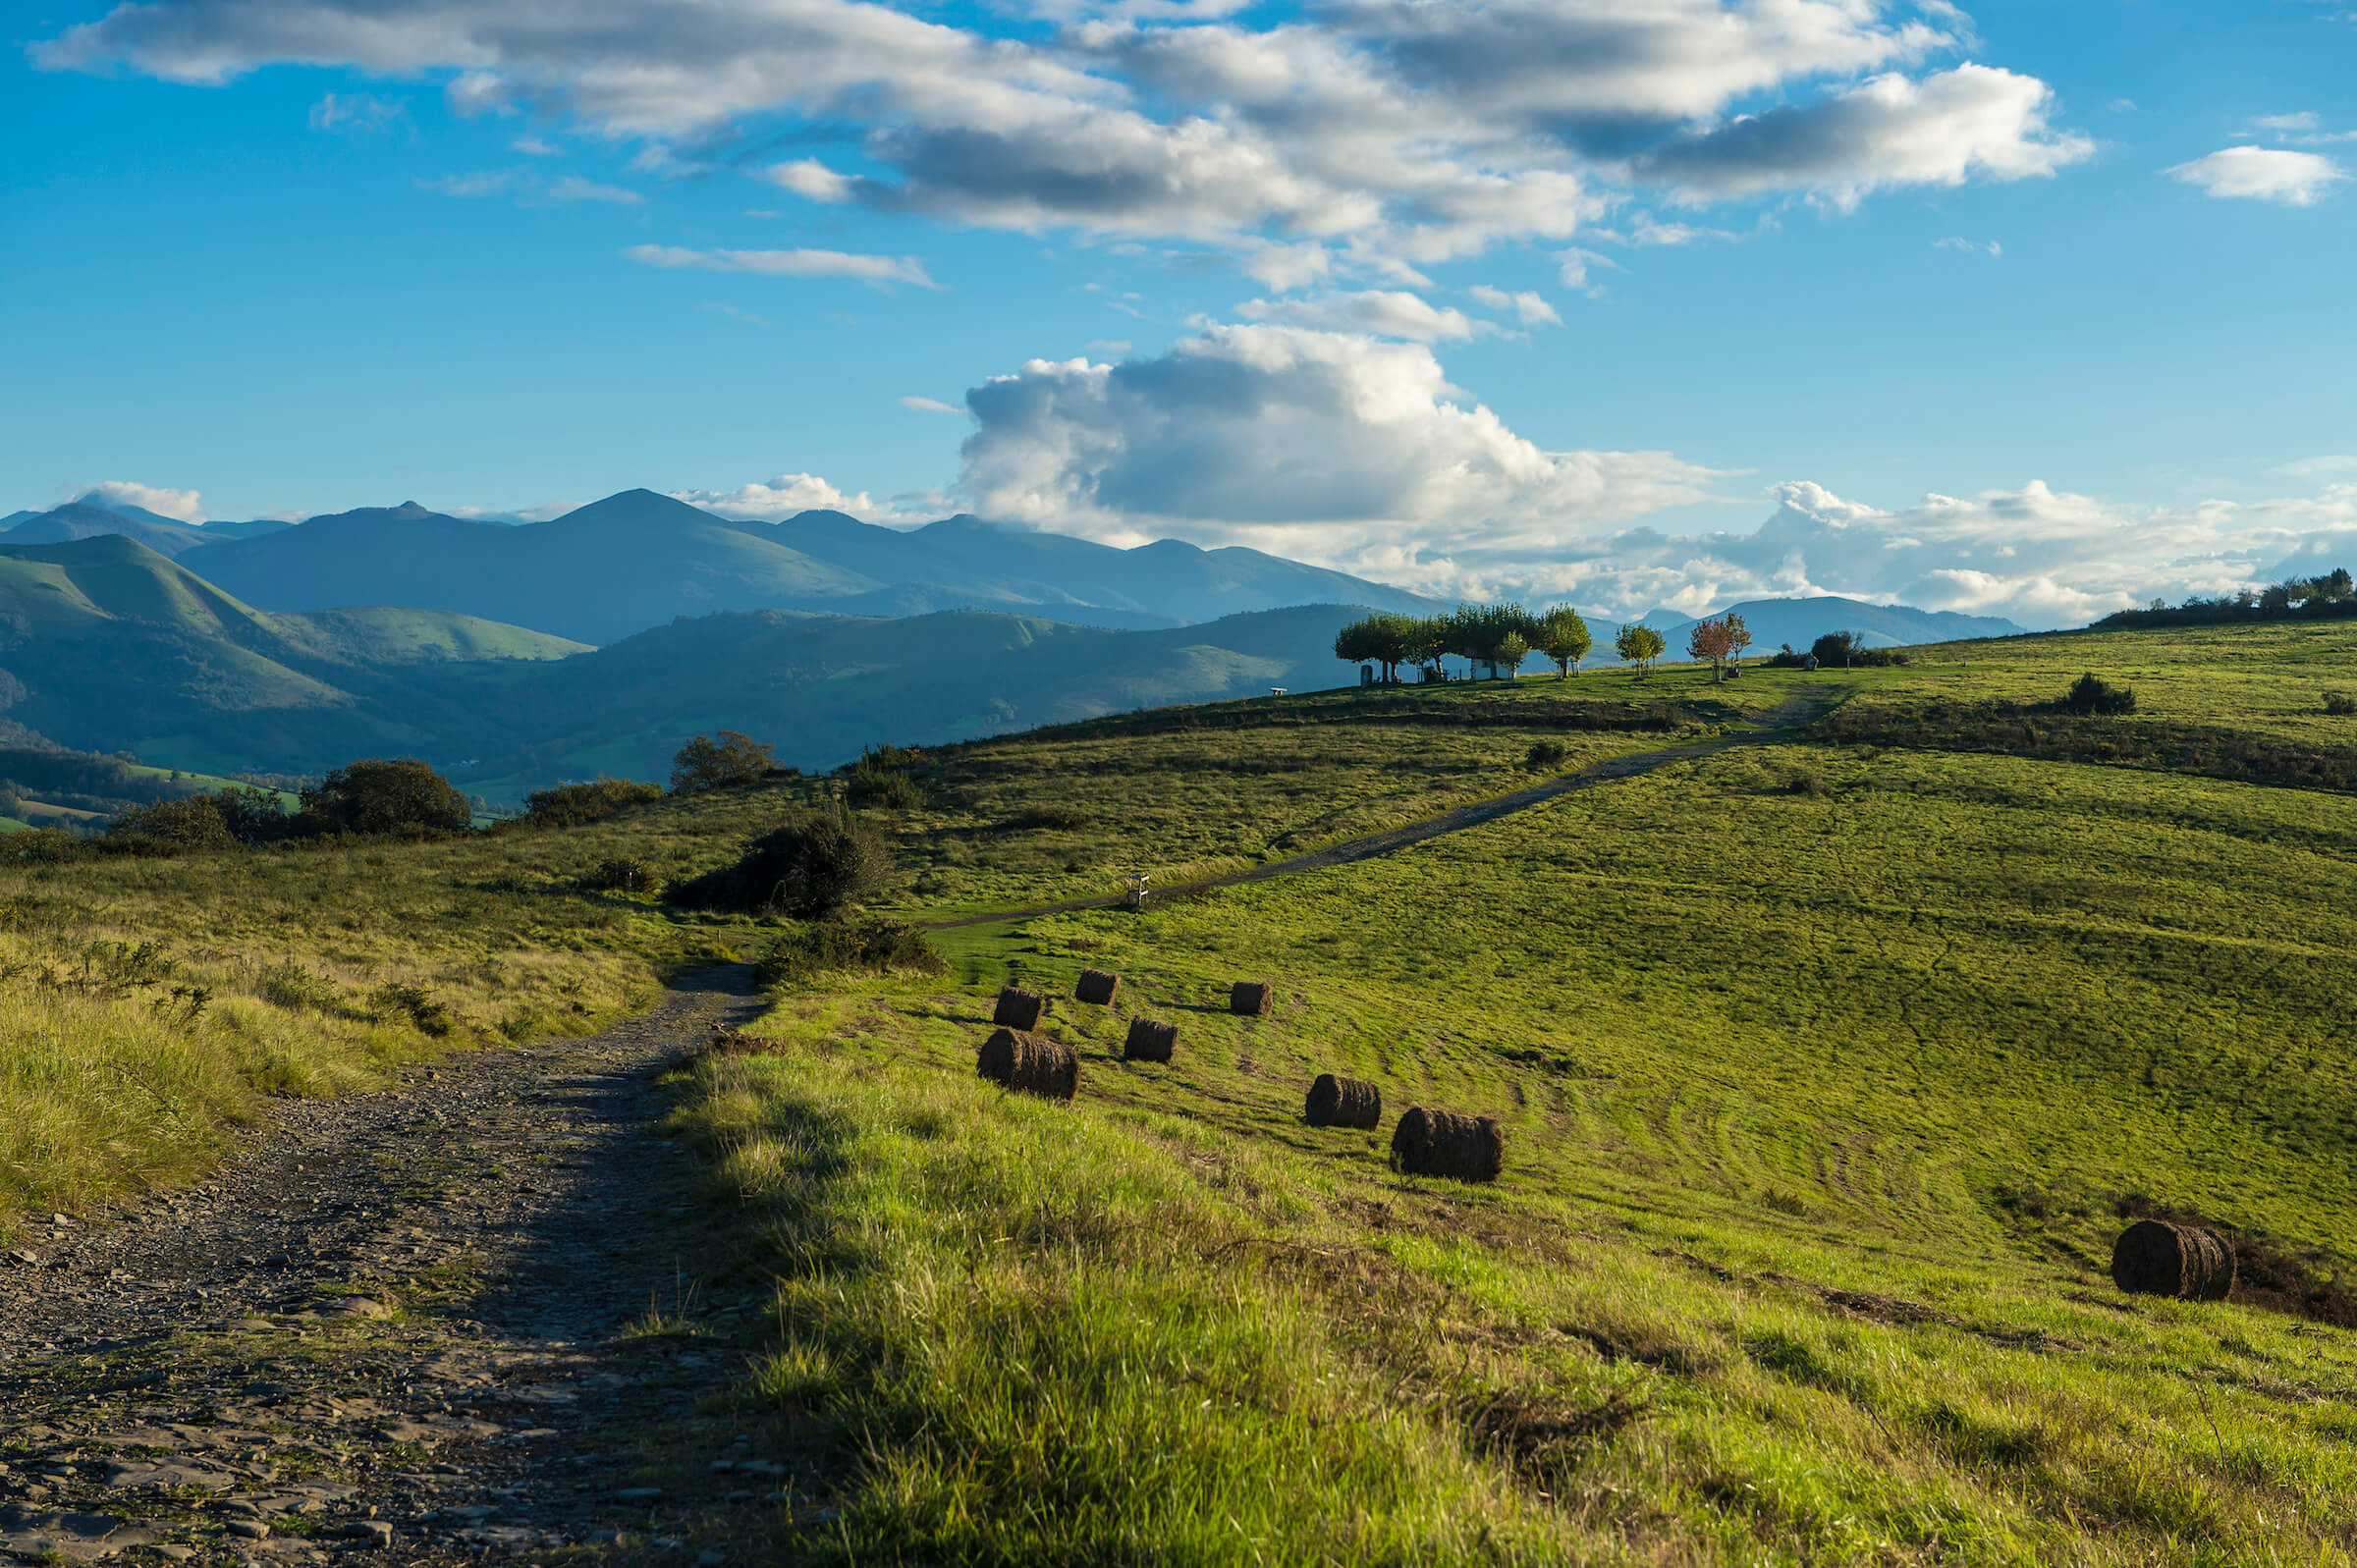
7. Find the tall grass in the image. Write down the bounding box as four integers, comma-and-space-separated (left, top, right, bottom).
676, 1029, 1563, 1561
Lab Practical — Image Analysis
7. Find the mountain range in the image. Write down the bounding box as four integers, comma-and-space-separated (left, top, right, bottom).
0, 533, 1385, 793
0, 493, 2028, 801
2, 489, 1441, 644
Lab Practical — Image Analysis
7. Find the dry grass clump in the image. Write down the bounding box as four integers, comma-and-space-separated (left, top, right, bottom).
1122, 1019, 1178, 1063
1389, 1107, 1504, 1182
1074, 968, 1122, 1005
976, 1028, 1077, 1102
1304, 1072, 1381, 1129
1230, 981, 1275, 1016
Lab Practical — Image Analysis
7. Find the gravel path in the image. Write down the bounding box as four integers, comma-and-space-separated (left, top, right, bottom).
0, 967, 808, 1566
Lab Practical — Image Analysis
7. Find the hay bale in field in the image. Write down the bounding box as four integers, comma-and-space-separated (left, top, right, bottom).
1124, 1018, 1178, 1062
1231, 981, 1275, 1016
993, 986, 1046, 1029
1075, 968, 1122, 1005
1304, 1072, 1381, 1129
2111, 1218, 2235, 1301
1389, 1107, 1505, 1183
976, 1028, 1077, 1102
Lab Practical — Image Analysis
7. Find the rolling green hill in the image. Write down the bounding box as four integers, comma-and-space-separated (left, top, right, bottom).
0, 534, 585, 776
7, 620, 2357, 1560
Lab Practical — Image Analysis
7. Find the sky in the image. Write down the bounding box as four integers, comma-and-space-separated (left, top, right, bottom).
4, 0, 2353, 628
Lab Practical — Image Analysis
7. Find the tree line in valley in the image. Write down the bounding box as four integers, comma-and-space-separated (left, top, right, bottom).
1333, 605, 1763, 683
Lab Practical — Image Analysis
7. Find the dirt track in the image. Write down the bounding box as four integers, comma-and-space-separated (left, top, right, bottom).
927, 691, 1831, 930
0, 969, 813, 1566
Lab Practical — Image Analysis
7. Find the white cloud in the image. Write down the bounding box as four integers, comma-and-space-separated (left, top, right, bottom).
32, 0, 2094, 274
307, 91, 406, 132
674, 472, 926, 523
417, 169, 519, 198
1235, 289, 1487, 342
2165, 146, 2349, 205
622, 244, 937, 288
941, 326, 2357, 627
2253, 111, 2323, 135
957, 323, 1724, 562
511, 135, 562, 156
764, 159, 854, 203
547, 175, 642, 204
1467, 285, 1561, 327
82, 480, 206, 521
1933, 236, 2001, 256
1634, 65, 2093, 208
1495, 479, 2357, 630
2280, 455, 2357, 477
900, 395, 963, 413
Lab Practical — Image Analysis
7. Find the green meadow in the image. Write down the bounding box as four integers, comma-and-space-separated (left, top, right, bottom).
12, 620, 2357, 1561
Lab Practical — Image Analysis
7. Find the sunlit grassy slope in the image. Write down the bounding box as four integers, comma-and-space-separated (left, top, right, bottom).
681, 628, 2357, 1564
15, 621, 2357, 1562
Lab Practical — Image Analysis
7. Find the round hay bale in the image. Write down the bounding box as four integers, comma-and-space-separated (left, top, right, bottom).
1075, 968, 1122, 1005
976, 1028, 1077, 1102
1123, 1018, 1178, 1062
992, 986, 1046, 1030
1304, 1072, 1381, 1129
1389, 1107, 1504, 1183
1230, 981, 1276, 1016
2111, 1218, 2235, 1301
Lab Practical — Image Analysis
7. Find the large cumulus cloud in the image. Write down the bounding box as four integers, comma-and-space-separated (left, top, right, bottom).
950, 328, 2357, 627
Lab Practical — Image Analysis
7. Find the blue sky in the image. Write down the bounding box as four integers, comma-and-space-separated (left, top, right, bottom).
5, 0, 2353, 625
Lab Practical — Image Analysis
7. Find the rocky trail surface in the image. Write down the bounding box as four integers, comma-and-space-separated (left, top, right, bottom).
0, 968, 810, 1566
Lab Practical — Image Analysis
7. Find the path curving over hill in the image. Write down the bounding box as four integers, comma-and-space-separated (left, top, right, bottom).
925, 690, 1836, 930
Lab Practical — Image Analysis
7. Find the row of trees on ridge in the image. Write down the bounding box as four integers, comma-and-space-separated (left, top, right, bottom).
1334, 607, 1753, 682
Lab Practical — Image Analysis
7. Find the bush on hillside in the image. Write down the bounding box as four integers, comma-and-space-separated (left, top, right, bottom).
2061, 674, 2137, 717
105, 786, 291, 852
670, 730, 775, 795
297, 759, 472, 838
580, 855, 653, 893
106, 794, 240, 852
525, 778, 664, 828
755, 918, 946, 988
665, 808, 884, 918
844, 745, 924, 809
1524, 740, 1569, 771
2325, 691, 2357, 717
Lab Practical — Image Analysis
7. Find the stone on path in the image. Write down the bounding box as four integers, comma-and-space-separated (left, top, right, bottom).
0, 1505, 159, 1562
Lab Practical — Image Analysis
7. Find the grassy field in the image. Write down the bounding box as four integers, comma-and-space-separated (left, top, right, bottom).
13, 622, 2357, 1561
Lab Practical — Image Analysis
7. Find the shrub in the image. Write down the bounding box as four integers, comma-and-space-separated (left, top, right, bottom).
106, 794, 239, 852
997, 805, 1092, 833
670, 730, 775, 795
845, 747, 924, 810
581, 855, 653, 892
665, 808, 884, 918
369, 982, 453, 1037
755, 919, 946, 988
259, 962, 341, 1012
525, 778, 664, 828
2061, 674, 2137, 717
1785, 768, 1831, 798
1524, 739, 1569, 771
2325, 691, 2357, 717
1810, 630, 1861, 667
297, 759, 472, 837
